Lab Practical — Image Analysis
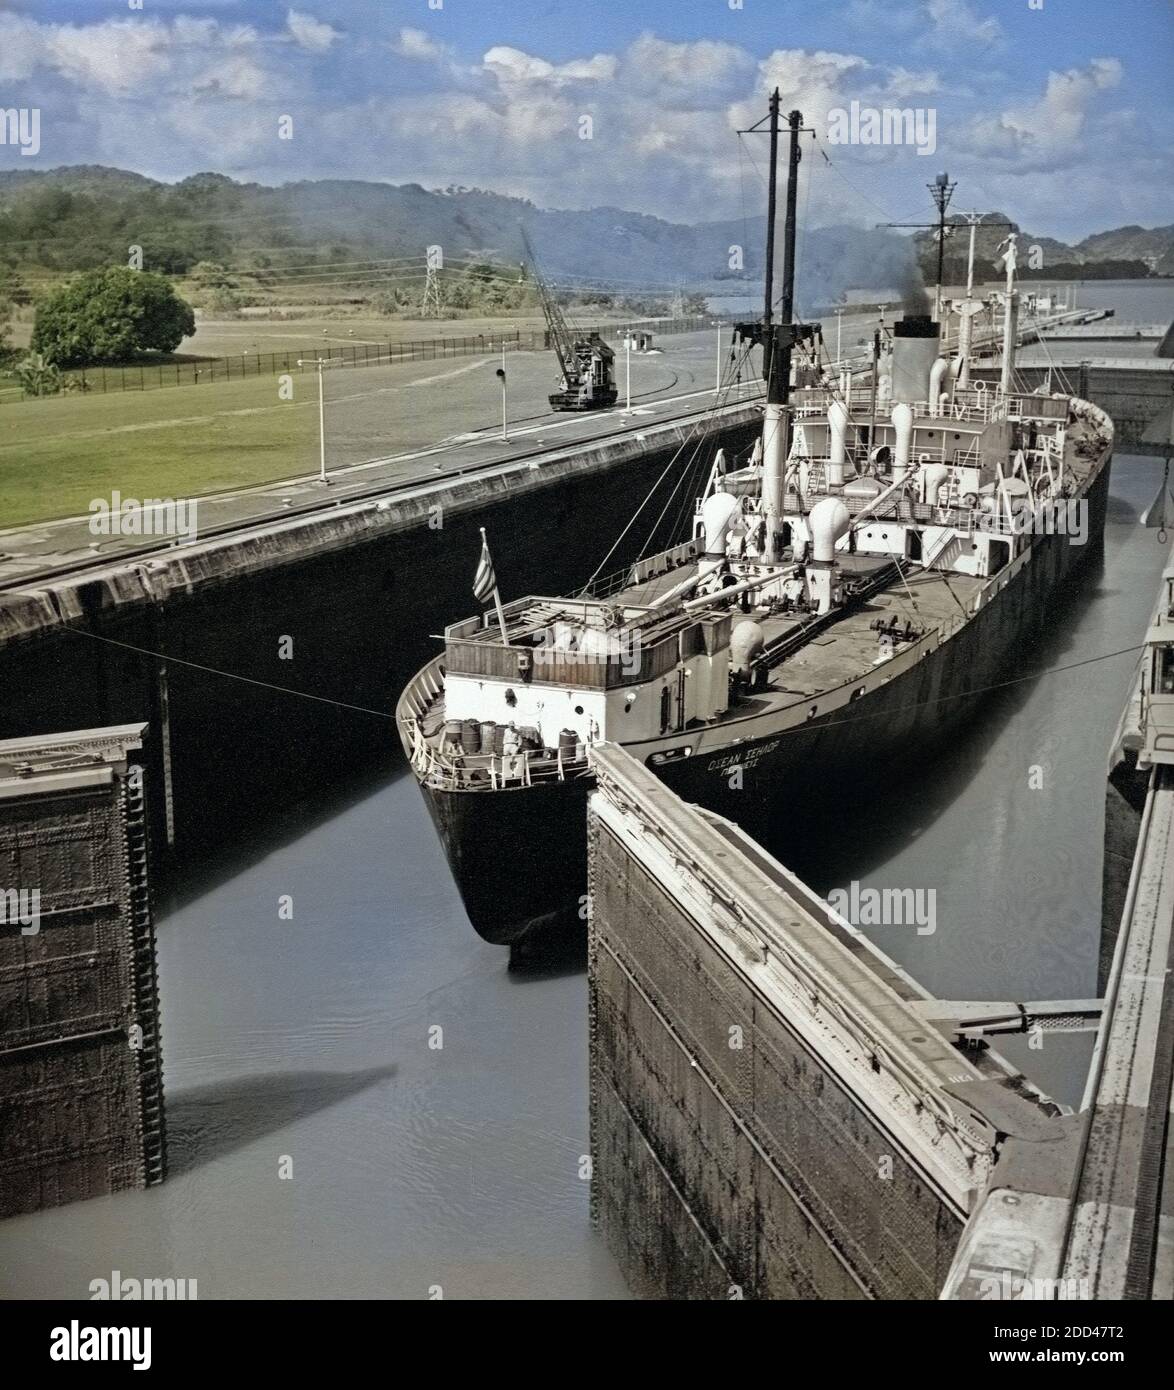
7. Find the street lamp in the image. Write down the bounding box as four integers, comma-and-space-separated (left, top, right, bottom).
495, 365, 508, 441
296, 356, 339, 485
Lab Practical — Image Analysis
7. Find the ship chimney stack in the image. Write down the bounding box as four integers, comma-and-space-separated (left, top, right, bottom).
891, 314, 941, 406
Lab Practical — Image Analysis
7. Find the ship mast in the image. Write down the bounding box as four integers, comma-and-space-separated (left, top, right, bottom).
737, 93, 814, 564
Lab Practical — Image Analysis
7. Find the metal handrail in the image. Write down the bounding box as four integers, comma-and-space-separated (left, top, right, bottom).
400, 697, 590, 790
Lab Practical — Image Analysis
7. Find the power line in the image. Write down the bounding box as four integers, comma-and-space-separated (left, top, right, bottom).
21, 609, 1147, 737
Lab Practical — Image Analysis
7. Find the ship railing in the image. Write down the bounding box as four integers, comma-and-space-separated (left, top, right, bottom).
401, 711, 590, 790
582, 537, 701, 599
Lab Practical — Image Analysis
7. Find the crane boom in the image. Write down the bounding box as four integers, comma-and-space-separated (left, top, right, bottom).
521, 226, 573, 384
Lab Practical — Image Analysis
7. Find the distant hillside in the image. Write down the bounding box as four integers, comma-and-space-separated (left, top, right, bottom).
1075, 224, 1174, 274
1, 167, 1170, 314
914, 211, 1174, 284
0, 165, 925, 310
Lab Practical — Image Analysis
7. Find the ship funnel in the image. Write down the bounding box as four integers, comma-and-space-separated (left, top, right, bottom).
827, 399, 849, 487
929, 356, 950, 417
892, 314, 940, 405
701, 490, 742, 558
891, 402, 913, 480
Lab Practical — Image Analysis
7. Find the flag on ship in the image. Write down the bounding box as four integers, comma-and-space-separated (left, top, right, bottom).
473, 531, 497, 604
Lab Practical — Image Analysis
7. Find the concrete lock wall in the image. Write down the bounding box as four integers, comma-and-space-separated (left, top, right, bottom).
0, 408, 761, 876
587, 754, 970, 1300
0, 726, 165, 1219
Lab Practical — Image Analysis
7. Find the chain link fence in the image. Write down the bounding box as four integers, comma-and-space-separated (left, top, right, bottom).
1, 314, 728, 406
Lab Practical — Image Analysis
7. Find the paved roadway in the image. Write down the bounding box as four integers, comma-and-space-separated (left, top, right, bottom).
0, 303, 1120, 590
0, 328, 764, 589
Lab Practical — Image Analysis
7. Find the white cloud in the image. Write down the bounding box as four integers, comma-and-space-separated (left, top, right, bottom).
962, 57, 1123, 168
0, 14, 174, 93
394, 27, 450, 63
0, 12, 267, 94
624, 34, 752, 93
923, 0, 1003, 49
192, 53, 269, 101
286, 10, 340, 54
886, 67, 942, 99
729, 48, 867, 143
482, 46, 617, 88
0, 13, 1163, 242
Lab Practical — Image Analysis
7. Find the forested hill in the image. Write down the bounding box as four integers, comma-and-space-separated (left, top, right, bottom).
1, 166, 1170, 302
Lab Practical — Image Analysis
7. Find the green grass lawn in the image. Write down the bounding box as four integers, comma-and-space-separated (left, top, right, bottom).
0, 373, 318, 527
179, 311, 552, 358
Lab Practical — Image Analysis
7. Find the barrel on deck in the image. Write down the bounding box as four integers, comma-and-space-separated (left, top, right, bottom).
460, 719, 481, 753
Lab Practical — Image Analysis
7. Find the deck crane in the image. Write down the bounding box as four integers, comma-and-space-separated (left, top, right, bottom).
520, 227, 617, 412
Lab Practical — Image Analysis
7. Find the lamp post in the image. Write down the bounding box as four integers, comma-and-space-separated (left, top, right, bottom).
625, 334, 632, 413
297, 357, 336, 485
495, 365, 508, 441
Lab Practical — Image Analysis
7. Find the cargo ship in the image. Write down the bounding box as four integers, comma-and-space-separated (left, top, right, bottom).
397, 95, 1114, 955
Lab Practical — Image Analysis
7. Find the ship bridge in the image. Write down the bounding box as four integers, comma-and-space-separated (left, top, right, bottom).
440, 592, 735, 757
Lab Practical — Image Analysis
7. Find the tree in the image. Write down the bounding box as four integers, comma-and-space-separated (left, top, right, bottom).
15, 353, 61, 397
189, 261, 237, 289
31, 268, 196, 368
0, 301, 15, 370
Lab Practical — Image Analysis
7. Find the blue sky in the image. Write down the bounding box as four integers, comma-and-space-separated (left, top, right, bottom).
2, 0, 1172, 240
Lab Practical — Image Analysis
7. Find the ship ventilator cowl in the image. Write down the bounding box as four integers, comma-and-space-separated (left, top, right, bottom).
701, 490, 743, 558
808, 496, 851, 564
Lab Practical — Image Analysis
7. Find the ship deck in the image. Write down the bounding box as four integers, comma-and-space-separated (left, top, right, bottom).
400, 398, 1109, 783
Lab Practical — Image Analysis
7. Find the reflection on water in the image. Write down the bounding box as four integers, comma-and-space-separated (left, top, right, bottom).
1, 453, 1168, 1299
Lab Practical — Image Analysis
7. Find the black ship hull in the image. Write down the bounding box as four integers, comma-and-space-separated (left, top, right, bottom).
417, 460, 1111, 953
